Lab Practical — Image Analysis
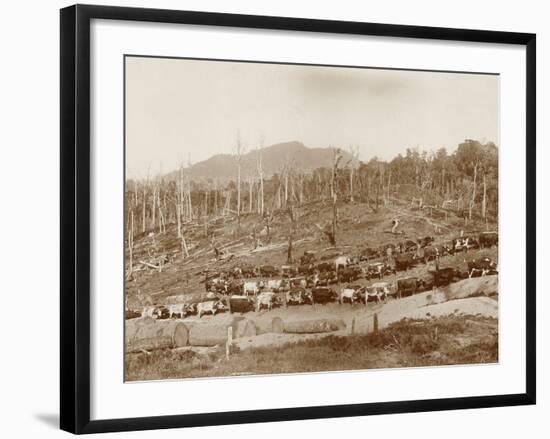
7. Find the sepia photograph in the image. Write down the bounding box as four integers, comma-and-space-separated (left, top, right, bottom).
123, 55, 499, 382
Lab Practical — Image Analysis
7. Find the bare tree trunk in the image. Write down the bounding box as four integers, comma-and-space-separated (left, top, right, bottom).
482, 172, 487, 219
128, 210, 134, 274
469, 163, 478, 220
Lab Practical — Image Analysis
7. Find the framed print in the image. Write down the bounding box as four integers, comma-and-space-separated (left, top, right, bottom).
60, 4, 536, 434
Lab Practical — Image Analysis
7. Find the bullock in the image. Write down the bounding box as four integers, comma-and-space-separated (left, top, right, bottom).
184, 303, 198, 316
281, 265, 298, 278
422, 245, 440, 263
479, 232, 499, 248
365, 262, 394, 279
397, 277, 424, 298
300, 251, 316, 265
256, 291, 277, 312
467, 257, 498, 278
168, 303, 186, 319
243, 280, 262, 296
417, 236, 435, 248
259, 265, 279, 277
290, 277, 307, 289
197, 300, 226, 318
228, 295, 255, 313
431, 267, 456, 287
154, 306, 170, 320
338, 266, 363, 283
298, 263, 315, 275
453, 236, 479, 253
394, 253, 417, 272
225, 280, 243, 295
401, 240, 418, 253
205, 277, 227, 293
366, 282, 391, 303
286, 288, 307, 306
339, 286, 362, 305
141, 306, 157, 318
311, 287, 338, 304
334, 255, 351, 271
125, 309, 141, 320
266, 279, 289, 292
240, 265, 256, 278
360, 247, 380, 262
316, 261, 334, 272
306, 273, 320, 288
317, 271, 338, 286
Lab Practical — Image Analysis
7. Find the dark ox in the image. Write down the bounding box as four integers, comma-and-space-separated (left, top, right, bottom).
259, 265, 279, 277
317, 271, 338, 286
316, 261, 334, 273
298, 263, 315, 275
431, 267, 456, 287
400, 240, 418, 253
338, 266, 363, 283
417, 236, 435, 248
281, 265, 298, 278
395, 253, 417, 271
311, 287, 338, 304
422, 245, 446, 263
397, 277, 424, 298
300, 252, 316, 265
479, 232, 499, 248
360, 247, 380, 261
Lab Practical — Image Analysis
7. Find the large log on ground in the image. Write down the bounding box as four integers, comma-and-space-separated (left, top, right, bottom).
283, 319, 346, 334
188, 317, 256, 346
164, 292, 220, 305
125, 319, 189, 353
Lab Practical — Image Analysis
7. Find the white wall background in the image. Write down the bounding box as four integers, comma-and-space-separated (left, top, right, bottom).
0, 0, 545, 437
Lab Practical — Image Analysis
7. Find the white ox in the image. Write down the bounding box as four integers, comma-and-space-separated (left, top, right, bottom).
266, 279, 287, 292
243, 281, 262, 296
197, 300, 225, 318
334, 256, 351, 271
340, 287, 361, 305
168, 303, 186, 319
256, 292, 277, 312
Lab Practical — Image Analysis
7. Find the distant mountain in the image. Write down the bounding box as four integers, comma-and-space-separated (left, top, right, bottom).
164, 141, 355, 181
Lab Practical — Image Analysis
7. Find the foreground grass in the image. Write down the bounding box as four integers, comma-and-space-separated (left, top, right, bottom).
125, 314, 498, 381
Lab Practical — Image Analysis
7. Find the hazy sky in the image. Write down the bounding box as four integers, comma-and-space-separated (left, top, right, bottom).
125, 56, 499, 179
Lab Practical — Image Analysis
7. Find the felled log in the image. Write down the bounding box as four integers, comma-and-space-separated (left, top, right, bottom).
125, 319, 189, 353
283, 319, 346, 334
187, 317, 256, 346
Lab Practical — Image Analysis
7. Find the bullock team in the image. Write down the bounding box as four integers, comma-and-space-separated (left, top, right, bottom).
127, 231, 498, 321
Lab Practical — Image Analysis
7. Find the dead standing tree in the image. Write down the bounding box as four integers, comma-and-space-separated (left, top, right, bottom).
329, 148, 343, 245
234, 132, 246, 229
348, 145, 360, 203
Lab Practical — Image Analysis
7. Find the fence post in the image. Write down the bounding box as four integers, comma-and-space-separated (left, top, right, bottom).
373, 313, 378, 333
225, 326, 233, 360
350, 317, 356, 335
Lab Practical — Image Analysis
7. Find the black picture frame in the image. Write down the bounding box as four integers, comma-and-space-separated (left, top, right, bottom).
60, 4, 536, 434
